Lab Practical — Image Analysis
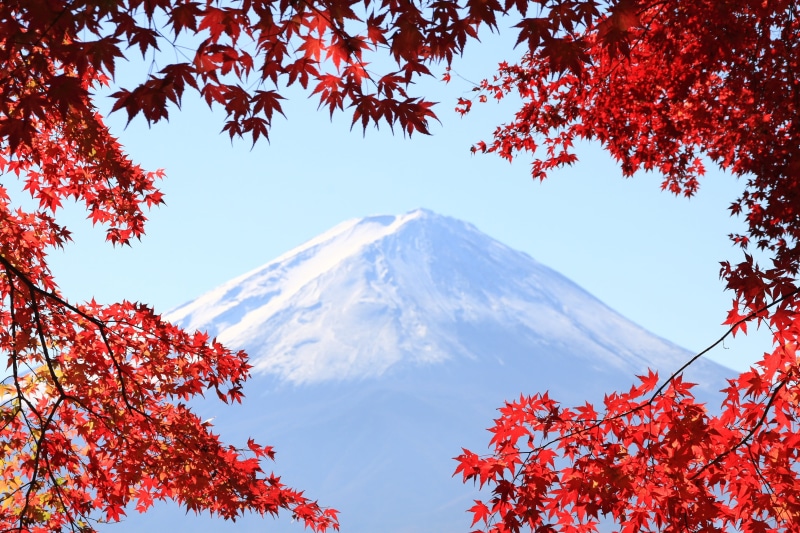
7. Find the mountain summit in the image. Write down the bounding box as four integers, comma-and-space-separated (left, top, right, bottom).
120, 209, 735, 533
168, 208, 726, 391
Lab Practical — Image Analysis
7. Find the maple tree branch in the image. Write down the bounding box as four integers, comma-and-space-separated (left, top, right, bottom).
744, 445, 782, 526
4, 263, 143, 441
25, 3, 73, 51
0, 254, 100, 330
648, 285, 800, 401
5, 267, 45, 426
8, 300, 62, 528
3, 2, 73, 66
502, 285, 800, 487
6, 276, 138, 531
42, 433, 91, 533
0, 253, 150, 418
1, 252, 274, 528
29, 281, 68, 400
18, 395, 64, 531
690, 376, 788, 480
470, 283, 799, 532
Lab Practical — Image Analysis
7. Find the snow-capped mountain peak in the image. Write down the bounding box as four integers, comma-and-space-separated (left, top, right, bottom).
167, 209, 728, 389
168, 209, 429, 333
118, 209, 735, 533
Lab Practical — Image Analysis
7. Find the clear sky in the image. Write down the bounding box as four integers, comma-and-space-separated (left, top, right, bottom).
34, 30, 772, 374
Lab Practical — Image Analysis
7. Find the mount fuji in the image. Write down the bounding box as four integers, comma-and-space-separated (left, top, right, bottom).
106, 209, 734, 533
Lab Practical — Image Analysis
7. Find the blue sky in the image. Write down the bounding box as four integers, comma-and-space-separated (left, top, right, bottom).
38, 31, 771, 374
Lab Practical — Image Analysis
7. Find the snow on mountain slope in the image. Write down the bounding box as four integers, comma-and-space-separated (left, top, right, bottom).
167, 208, 725, 389
102, 209, 736, 533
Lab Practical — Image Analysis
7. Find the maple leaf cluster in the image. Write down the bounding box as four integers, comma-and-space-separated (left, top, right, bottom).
454, 1, 800, 532
459, 0, 800, 301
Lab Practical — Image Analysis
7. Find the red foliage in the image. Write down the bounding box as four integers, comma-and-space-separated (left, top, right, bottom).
454, 1, 800, 532
1, 0, 798, 531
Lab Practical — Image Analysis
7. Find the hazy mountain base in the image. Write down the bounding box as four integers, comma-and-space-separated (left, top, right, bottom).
105, 338, 731, 533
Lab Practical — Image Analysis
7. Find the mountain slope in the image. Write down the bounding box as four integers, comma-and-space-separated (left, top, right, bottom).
107, 209, 734, 533
167, 209, 725, 390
